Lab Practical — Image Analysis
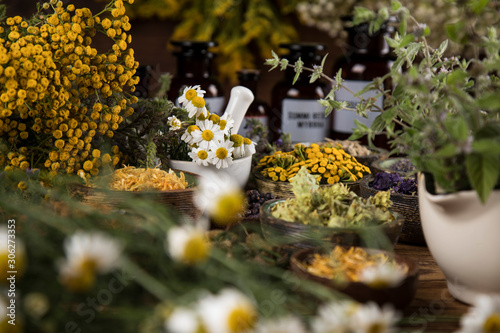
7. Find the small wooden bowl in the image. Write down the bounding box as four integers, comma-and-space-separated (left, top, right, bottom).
68, 170, 202, 219
359, 176, 425, 246
259, 199, 404, 251
371, 157, 417, 178
253, 169, 364, 198
290, 247, 419, 310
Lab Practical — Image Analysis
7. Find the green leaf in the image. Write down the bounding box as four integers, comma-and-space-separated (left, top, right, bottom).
381, 107, 398, 122
352, 7, 376, 25
466, 153, 500, 203
446, 69, 468, 85
391, 0, 402, 11
399, 33, 415, 48
472, 139, 500, 154
469, 0, 490, 14
435, 143, 458, 157
477, 92, 500, 110
445, 21, 467, 43
371, 115, 386, 133
292, 58, 303, 85
444, 116, 469, 141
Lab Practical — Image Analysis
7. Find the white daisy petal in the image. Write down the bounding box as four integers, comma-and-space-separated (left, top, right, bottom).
458, 295, 500, 333
255, 315, 307, 333
351, 302, 400, 333
165, 307, 202, 333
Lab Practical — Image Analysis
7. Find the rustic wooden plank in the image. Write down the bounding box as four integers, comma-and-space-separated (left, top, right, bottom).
395, 243, 469, 332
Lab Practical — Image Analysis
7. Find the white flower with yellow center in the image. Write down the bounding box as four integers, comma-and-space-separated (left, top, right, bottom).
359, 263, 406, 289
167, 115, 182, 131
167, 224, 210, 265
350, 302, 400, 333
230, 134, 245, 159
311, 300, 358, 333
181, 125, 200, 145
58, 231, 122, 292
191, 119, 224, 151
458, 295, 500, 333
195, 170, 246, 226
178, 85, 205, 107
165, 307, 206, 333
189, 147, 211, 166
255, 315, 307, 333
0, 225, 27, 280
209, 140, 235, 169
219, 113, 235, 136
186, 96, 209, 118
243, 138, 256, 156
198, 288, 257, 333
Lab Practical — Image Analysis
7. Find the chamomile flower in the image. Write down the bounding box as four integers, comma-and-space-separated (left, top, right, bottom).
311, 300, 358, 333
359, 263, 407, 288
219, 113, 235, 136
210, 140, 235, 169
230, 134, 245, 159
178, 85, 205, 107
243, 137, 256, 156
186, 96, 209, 118
195, 170, 246, 226
188, 147, 211, 166
255, 315, 307, 333
351, 302, 400, 333
167, 115, 182, 131
166, 224, 210, 265
165, 307, 206, 333
191, 120, 224, 151
58, 231, 122, 292
181, 125, 200, 145
198, 288, 257, 333
458, 295, 500, 333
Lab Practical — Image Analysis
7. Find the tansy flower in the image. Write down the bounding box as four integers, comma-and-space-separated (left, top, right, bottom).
195, 170, 246, 226
165, 307, 206, 333
209, 140, 235, 169
359, 263, 407, 288
191, 120, 224, 151
188, 147, 211, 166
255, 315, 307, 333
58, 231, 122, 292
186, 96, 209, 118
178, 85, 205, 107
166, 225, 210, 265
167, 115, 182, 131
350, 302, 400, 333
458, 295, 500, 333
197, 288, 257, 333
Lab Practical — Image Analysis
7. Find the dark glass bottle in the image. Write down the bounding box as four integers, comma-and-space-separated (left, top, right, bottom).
270, 43, 329, 143
236, 69, 271, 140
169, 40, 225, 115
330, 20, 394, 149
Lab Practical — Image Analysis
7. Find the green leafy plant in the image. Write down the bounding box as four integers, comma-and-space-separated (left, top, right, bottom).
266, 0, 500, 203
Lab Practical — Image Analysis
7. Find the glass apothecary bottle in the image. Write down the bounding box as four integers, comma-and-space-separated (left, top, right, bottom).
169, 40, 225, 115
270, 43, 329, 143
330, 20, 394, 148
236, 69, 271, 140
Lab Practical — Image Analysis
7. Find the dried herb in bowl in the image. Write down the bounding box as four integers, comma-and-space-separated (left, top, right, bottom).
369, 173, 418, 196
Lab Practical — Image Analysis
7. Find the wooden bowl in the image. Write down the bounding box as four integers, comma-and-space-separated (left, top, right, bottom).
359, 176, 425, 246
67, 170, 202, 219
259, 199, 404, 251
354, 147, 389, 171
253, 169, 364, 198
290, 247, 419, 310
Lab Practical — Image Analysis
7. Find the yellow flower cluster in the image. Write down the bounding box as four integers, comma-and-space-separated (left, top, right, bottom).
0, 0, 138, 181
258, 143, 371, 184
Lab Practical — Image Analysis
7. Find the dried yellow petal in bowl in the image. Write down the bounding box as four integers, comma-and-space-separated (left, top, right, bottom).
108, 166, 188, 191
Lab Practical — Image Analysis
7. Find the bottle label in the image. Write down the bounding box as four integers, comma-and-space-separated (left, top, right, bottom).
282, 99, 329, 143
175, 96, 225, 116
333, 80, 383, 134
238, 116, 268, 138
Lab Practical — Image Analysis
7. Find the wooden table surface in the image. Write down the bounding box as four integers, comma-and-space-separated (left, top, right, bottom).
395, 243, 470, 332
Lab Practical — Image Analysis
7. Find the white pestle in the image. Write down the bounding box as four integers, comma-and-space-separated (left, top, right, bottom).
222, 86, 254, 134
